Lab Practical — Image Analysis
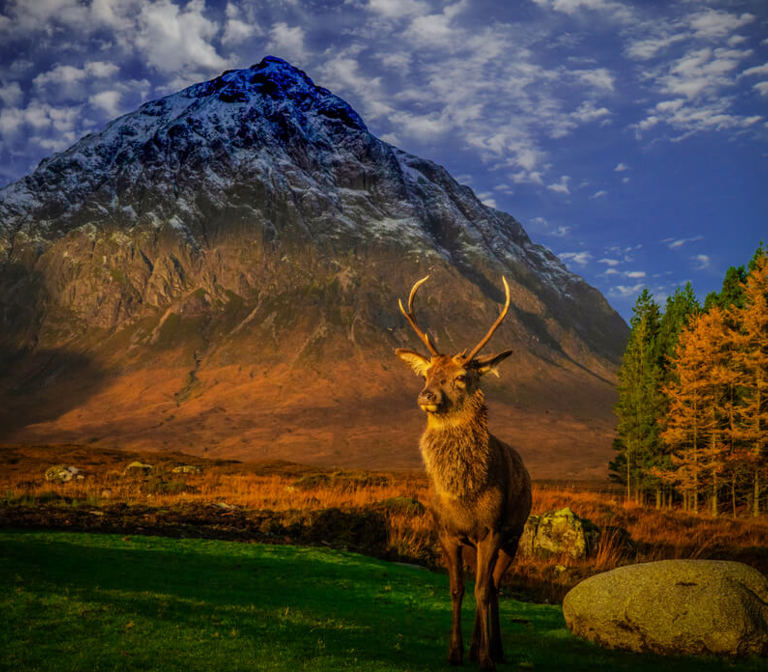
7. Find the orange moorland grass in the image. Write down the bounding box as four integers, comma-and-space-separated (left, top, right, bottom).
2, 444, 767, 601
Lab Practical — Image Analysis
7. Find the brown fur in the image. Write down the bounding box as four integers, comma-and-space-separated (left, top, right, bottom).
397, 333, 532, 670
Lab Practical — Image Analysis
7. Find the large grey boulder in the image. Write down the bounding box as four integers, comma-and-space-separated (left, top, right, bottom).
563, 560, 768, 657
519, 507, 599, 560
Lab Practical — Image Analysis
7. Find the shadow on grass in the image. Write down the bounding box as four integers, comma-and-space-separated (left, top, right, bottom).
0, 531, 764, 672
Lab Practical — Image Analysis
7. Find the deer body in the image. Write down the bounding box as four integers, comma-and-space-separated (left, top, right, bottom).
396, 279, 532, 671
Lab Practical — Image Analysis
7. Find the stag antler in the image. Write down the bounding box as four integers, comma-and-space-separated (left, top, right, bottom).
462, 276, 511, 363
398, 275, 439, 356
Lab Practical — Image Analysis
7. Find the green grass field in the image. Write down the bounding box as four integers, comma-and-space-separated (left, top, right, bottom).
0, 530, 764, 671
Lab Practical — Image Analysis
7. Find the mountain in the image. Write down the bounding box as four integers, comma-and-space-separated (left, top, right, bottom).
0, 56, 628, 479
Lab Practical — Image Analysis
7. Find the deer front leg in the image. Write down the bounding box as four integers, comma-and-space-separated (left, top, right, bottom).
473, 533, 501, 671
442, 535, 465, 665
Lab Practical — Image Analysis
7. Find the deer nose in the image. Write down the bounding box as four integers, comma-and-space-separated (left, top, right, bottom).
418, 389, 441, 405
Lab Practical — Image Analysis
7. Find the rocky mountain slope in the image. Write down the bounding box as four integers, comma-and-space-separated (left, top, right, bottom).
0, 56, 628, 479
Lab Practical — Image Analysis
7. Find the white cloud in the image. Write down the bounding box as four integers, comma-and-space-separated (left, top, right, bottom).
558, 251, 592, 265
692, 254, 710, 270
572, 101, 611, 123
598, 258, 620, 266
626, 33, 686, 61
609, 283, 646, 298
660, 47, 752, 100
688, 10, 755, 40
527, 216, 570, 238
665, 235, 703, 249
135, 0, 228, 74
222, 2, 258, 45
89, 90, 122, 117
367, 0, 429, 18
614, 162, 629, 172
591, 190, 607, 198
547, 175, 570, 194
0, 101, 80, 137
742, 62, 768, 78
0, 107, 23, 135
0, 81, 22, 107
638, 91, 761, 138
33, 61, 119, 89
267, 22, 308, 67
754, 82, 768, 96
403, 13, 452, 47
532, 0, 632, 22
477, 193, 496, 208
625, 271, 646, 278
573, 68, 614, 91
320, 51, 392, 120
34, 132, 76, 152
377, 51, 412, 73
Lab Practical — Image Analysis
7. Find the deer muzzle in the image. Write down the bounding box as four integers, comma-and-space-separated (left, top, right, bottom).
418, 389, 441, 413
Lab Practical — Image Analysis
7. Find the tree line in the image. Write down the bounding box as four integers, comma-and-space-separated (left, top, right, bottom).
611, 244, 767, 516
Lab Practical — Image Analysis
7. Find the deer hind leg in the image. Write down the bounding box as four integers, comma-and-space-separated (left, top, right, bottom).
442, 536, 464, 666
489, 549, 514, 663
473, 534, 501, 671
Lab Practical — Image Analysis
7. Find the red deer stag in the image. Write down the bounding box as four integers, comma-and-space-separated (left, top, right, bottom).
395, 275, 532, 671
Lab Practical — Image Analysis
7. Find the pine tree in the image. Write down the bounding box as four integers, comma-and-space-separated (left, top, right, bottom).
614, 289, 662, 502
658, 282, 700, 369
704, 265, 747, 313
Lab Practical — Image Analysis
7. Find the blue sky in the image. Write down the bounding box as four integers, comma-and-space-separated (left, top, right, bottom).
0, 0, 766, 321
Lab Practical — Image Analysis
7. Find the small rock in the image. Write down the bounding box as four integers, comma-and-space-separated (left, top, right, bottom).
44, 465, 81, 482
379, 496, 426, 516
123, 461, 152, 475
101, 489, 113, 498
519, 507, 599, 560
562, 559, 768, 657
171, 464, 201, 474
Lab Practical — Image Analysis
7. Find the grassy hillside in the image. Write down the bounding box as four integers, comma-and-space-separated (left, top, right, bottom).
1, 531, 764, 671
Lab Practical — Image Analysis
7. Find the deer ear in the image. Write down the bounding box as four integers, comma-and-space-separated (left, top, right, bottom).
474, 349, 513, 377
395, 348, 431, 376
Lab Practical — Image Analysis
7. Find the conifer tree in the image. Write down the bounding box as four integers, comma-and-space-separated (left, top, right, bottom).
704, 265, 747, 313
614, 289, 662, 502
660, 309, 728, 514
658, 282, 700, 368
732, 251, 768, 516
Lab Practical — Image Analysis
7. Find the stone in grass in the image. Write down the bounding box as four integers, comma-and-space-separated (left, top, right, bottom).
172, 465, 202, 474
519, 507, 599, 560
562, 559, 768, 657
44, 465, 83, 482
123, 461, 153, 475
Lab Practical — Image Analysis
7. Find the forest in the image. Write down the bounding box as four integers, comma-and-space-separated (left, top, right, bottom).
612, 244, 767, 517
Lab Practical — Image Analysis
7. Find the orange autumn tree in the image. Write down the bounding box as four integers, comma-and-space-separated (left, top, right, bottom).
731, 251, 768, 516
659, 308, 730, 514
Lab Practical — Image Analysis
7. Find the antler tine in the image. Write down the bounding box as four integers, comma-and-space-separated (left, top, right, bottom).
398, 275, 439, 356
463, 276, 511, 363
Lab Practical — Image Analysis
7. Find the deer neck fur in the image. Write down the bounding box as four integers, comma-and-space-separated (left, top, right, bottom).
419, 390, 491, 499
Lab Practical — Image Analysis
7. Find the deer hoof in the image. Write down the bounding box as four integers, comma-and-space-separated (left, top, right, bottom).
447, 647, 463, 666
478, 656, 496, 671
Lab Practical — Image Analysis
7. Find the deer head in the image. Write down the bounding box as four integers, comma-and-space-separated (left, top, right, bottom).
395, 275, 513, 416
